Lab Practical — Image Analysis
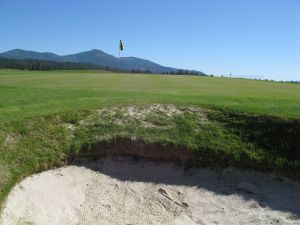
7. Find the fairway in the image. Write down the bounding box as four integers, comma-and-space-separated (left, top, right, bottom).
0, 69, 299, 121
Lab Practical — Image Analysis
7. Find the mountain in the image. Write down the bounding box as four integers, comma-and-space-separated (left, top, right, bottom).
0, 49, 61, 62
0, 49, 205, 75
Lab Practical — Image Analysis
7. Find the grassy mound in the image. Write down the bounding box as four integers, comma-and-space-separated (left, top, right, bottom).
0, 104, 299, 209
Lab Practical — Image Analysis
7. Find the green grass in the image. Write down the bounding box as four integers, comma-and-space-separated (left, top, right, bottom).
0, 69, 299, 121
0, 69, 299, 211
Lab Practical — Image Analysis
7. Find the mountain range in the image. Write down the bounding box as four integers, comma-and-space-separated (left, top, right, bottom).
0, 49, 205, 75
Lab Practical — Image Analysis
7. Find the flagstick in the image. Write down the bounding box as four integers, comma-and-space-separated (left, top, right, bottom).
118, 47, 120, 72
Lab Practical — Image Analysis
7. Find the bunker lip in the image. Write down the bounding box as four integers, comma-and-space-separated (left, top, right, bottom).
1, 157, 300, 225
70, 138, 300, 182
73, 138, 195, 163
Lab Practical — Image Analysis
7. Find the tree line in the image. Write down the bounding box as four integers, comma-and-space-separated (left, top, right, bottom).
0, 57, 106, 71
162, 70, 203, 76
0, 57, 205, 76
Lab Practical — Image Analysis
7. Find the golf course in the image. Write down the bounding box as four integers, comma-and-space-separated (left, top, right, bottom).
0, 69, 299, 224
1, 0, 300, 223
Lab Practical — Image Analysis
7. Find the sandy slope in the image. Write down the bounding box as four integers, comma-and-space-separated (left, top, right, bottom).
1, 158, 300, 225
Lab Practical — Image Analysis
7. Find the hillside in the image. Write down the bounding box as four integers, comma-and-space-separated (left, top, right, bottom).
0, 49, 205, 75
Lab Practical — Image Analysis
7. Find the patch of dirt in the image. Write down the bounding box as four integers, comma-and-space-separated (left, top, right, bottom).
78, 138, 195, 163
3, 134, 19, 148
79, 104, 209, 128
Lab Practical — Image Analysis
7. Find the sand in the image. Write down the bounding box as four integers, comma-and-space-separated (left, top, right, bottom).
1, 158, 300, 225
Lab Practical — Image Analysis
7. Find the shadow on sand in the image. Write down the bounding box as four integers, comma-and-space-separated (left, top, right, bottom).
74, 156, 300, 220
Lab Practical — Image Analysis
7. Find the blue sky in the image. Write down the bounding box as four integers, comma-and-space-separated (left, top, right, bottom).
0, 0, 299, 80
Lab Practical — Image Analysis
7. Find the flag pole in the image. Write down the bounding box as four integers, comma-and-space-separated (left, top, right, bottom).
118, 40, 123, 73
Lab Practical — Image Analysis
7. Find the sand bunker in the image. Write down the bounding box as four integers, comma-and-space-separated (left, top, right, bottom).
1, 158, 300, 225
